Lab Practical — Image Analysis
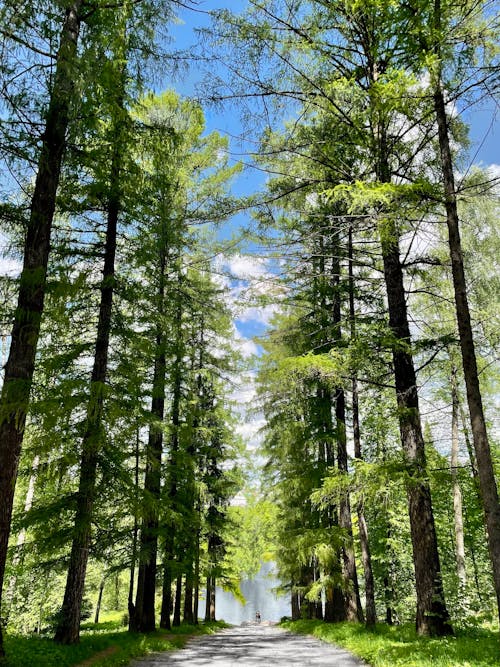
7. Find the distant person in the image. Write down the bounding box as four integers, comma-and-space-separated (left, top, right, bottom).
255, 611, 261, 623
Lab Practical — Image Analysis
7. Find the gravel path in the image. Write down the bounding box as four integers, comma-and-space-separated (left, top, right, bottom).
129, 624, 367, 666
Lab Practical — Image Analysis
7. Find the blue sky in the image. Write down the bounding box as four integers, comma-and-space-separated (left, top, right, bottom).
168, 0, 499, 352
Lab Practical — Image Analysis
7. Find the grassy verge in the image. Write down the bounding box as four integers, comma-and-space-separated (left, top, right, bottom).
2, 613, 228, 667
280, 619, 500, 666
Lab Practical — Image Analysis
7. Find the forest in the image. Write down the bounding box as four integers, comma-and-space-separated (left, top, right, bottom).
0, 1, 498, 666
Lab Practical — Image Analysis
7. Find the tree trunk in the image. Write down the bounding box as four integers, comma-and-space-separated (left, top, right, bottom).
291, 588, 300, 620
209, 576, 216, 621
159, 290, 183, 629
127, 427, 141, 630
133, 279, 167, 632
336, 389, 364, 622
160, 560, 172, 630
173, 573, 182, 626
348, 226, 377, 627
94, 579, 105, 624
451, 364, 467, 590
54, 89, 122, 644
205, 576, 212, 622
5, 454, 39, 623
433, 78, 500, 621
380, 223, 451, 635
193, 514, 200, 624
184, 563, 194, 624
0, 4, 82, 655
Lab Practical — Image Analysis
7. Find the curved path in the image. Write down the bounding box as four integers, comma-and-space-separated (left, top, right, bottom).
129, 624, 366, 666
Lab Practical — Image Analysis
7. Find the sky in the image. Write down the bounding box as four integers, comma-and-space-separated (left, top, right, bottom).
167, 1, 499, 454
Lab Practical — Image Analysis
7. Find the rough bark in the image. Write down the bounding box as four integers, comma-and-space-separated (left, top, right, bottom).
381, 223, 451, 635
433, 79, 500, 621
0, 4, 82, 655
54, 95, 122, 644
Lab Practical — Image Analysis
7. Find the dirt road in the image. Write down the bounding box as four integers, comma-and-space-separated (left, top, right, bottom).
129, 624, 366, 666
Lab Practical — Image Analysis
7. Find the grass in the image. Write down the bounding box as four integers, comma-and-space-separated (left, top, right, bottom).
280, 619, 500, 666
2, 612, 228, 667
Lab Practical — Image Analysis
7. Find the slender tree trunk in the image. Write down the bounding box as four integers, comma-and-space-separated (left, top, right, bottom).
159, 290, 183, 628
348, 226, 377, 627
374, 116, 451, 632
329, 228, 363, 623
173, 573, 182, 626
128, 427, 141, 629
54, 119, 122, 643
291, 589, 300, 620
0, 5, 82, 655
184, 563, 194, 624
458, 396, 478, 481
5, 454, 39, 623
433, 74, 500, 620
193, 511, 200, 624
205, 576, 212, 622
336, 389, 364, 622
160, 560, 172, 630
451, 364, 467, 589
209, 576, 216, 621
133, 257, 167, 632
94, 579, 105, 624
381, 227, 451, 635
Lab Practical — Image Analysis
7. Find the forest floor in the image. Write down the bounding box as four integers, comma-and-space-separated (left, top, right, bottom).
281, 619, 500, 666
1, 615, 227, 667
128, 624, 365, 666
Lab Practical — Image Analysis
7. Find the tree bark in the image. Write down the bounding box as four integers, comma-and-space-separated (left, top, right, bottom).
54, 85, 122, 644
159, 289, 183, 629
451, 364, 467, 589
184, 563, 194, 624
94, 579, 105, 624
132, 251, 167, 632
127, 427, 141, 629
380, 224, 451, 635
0, 4, 82, 655
348, 226, 377, 627
173, 573, 182, 626
433, 79, 500, 621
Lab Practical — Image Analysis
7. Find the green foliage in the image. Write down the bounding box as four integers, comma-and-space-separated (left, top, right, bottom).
2, 617, 227, 667
281, 619, 500, 666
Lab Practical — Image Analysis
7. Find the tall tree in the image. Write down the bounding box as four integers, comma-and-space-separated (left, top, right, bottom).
0, 3, 83, 655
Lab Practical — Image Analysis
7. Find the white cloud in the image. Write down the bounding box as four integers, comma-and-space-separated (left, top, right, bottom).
0, 257, 22, 277
237, 303, 281, 326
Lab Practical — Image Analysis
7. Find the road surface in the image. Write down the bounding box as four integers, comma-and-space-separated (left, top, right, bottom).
129, 624, 366, 666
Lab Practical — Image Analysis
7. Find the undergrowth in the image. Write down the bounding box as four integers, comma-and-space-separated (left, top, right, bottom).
2, 612, 227, 667
280, 619, 500, 666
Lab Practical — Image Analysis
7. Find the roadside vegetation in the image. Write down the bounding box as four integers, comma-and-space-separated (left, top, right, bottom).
281, 620, 500, 667
2, 613, 227, 667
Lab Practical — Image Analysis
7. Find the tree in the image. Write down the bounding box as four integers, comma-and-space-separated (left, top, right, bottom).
0, 3, 83, 654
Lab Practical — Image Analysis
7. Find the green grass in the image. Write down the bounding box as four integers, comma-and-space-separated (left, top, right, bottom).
2, 613, 228, 667
280, 619, 500, 666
